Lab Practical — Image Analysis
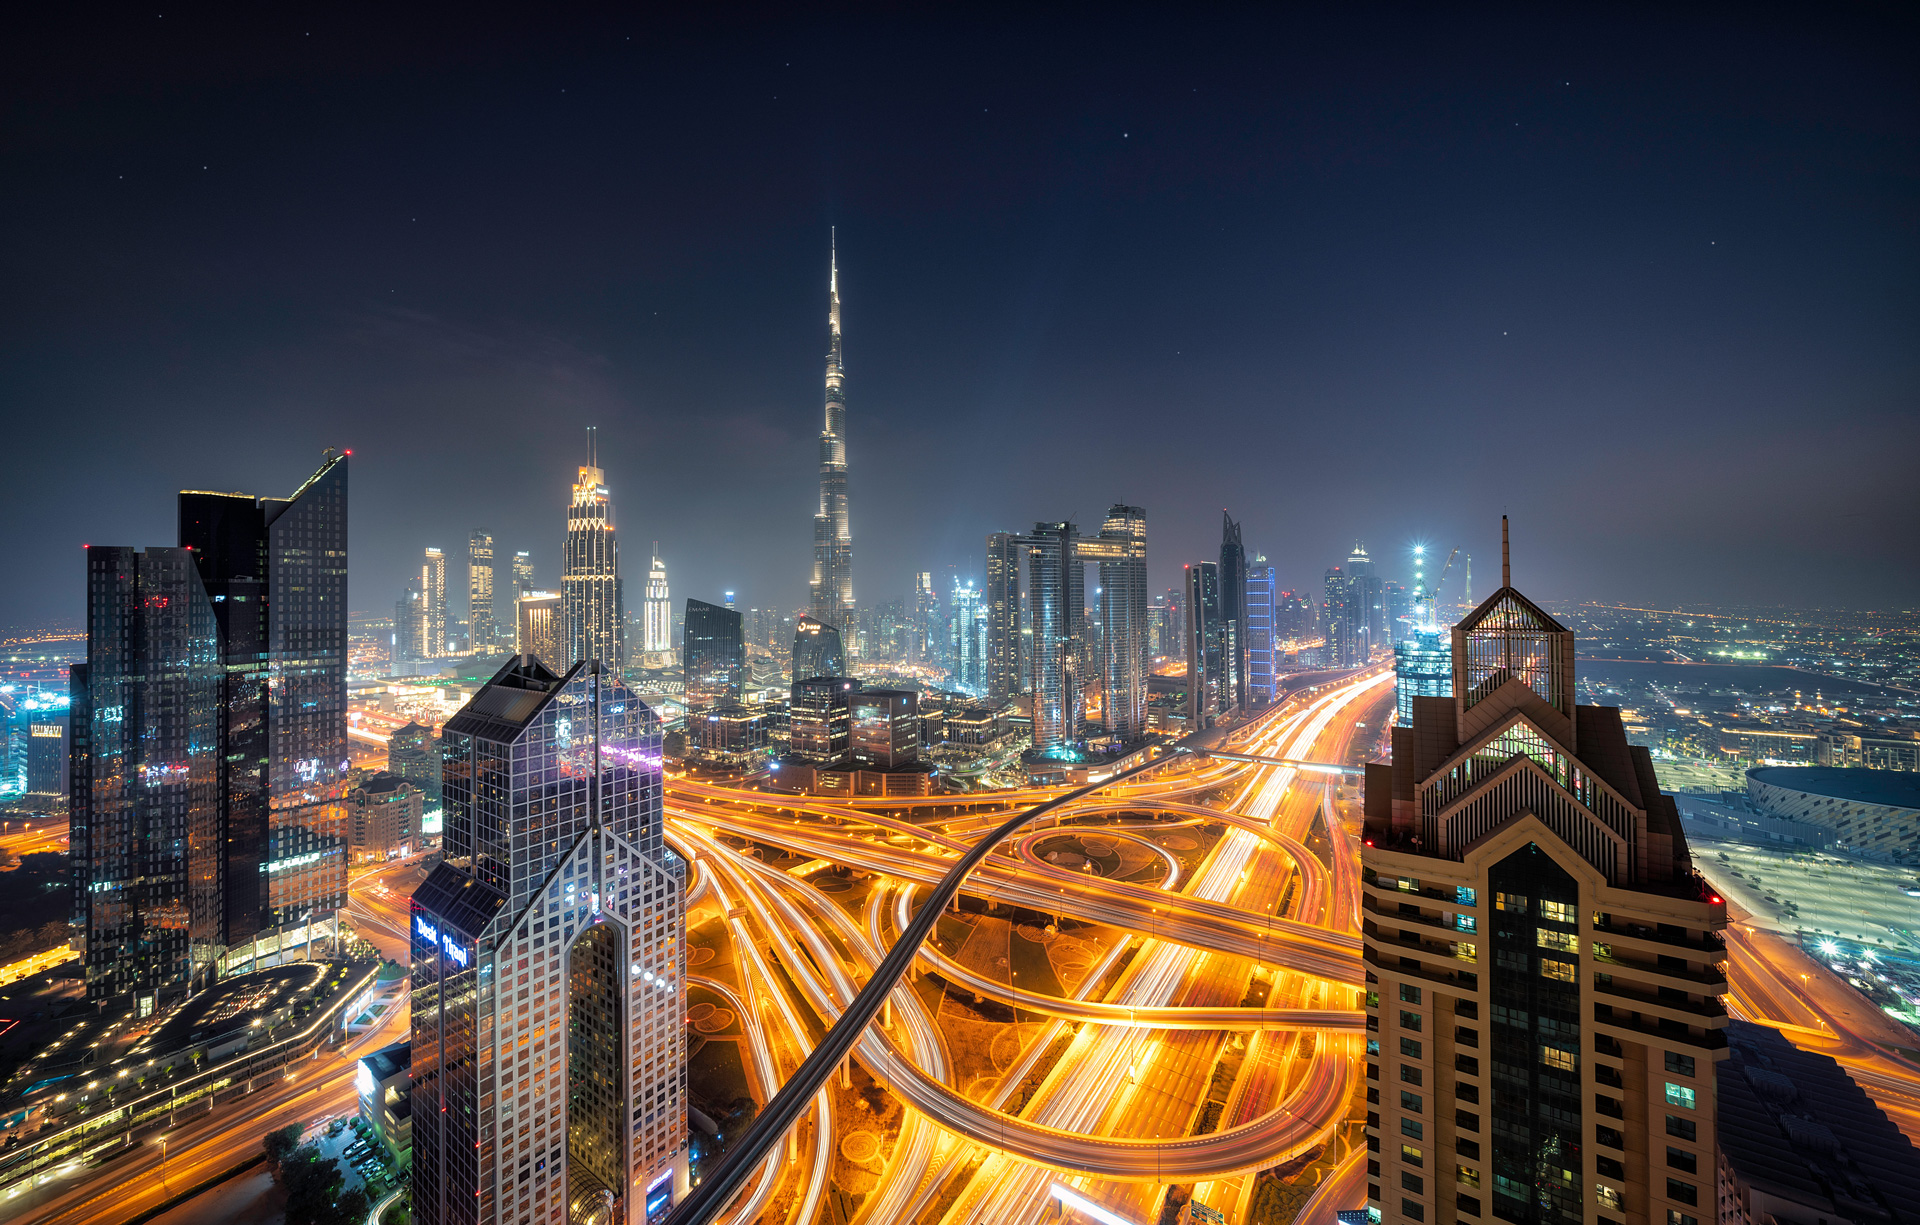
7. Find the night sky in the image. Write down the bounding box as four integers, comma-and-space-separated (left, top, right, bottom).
3, 5, 1914, 630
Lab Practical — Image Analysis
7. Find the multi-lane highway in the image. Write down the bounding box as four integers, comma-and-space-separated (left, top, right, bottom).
669, 670, 1393, 1225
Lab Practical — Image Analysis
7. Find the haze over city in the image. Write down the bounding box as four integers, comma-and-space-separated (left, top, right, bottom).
3, 6, 1915, 627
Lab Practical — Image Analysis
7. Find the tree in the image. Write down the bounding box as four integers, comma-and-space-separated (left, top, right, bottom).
277, 1142, 373, 1225
262, 1122, 303, 1173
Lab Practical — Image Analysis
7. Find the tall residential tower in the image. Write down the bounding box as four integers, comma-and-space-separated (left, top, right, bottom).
468, 531, 495, 649
563, 429, 624, 672
1361, 523, 1725, 1225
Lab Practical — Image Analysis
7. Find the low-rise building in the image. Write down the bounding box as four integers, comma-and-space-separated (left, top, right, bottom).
347, 772, 422, 862
357, 1041, 413, 1167
1746, 766, 1920, 863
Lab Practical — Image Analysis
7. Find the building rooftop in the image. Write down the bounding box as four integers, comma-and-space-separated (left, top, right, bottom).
1717, 1020, 1919, 1223
362, 1040, 412, 1082
1748, 766, 1920, 809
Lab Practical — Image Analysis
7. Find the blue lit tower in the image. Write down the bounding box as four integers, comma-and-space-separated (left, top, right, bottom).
1394, 544, 1454, 723
409, 656, 686, 1225
1247, 555, 1277, 705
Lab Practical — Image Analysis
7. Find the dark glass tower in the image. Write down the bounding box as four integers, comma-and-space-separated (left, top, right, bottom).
681, 598, 745, 712
1184, 560, 1226, 727
75, 450, 348, 1001
1219, 511, 1248, 712
73, 547, 222, 999
410, 657, 685, 1225
790, 615, 845, 681
984, 531, 1023, 705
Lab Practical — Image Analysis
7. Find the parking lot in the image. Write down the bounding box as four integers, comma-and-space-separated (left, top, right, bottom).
1695, 837, 1920, 950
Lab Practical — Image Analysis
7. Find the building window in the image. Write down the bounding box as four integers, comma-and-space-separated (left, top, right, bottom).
1400, 1010, 1423, 1032
1456, 886, 1478, 906
1595, 1185, 1623, 1211
1539, 899, 1576, 924
1401, 1144, 1423, 1168
1456, 1165, 1480, 1188
1400, 984, 1423, 1004
1666, 1147, 1696, 1174
1400, 1038, 1423, 1059
1457, 1194, 1481, 1217
1539, 1044, 1578, 1073
1401, 1172, 1424, 1193
1665, 1179, 1697, 1206
1664, 1083, 1696, 1110
1401, 1118, 1424, 1140
1367, 1039, 1380, 1056
1667, 1213, 1698, 1225
1495, 892, 1527, 913
1401, 1199, 1425, 1222
1537, 930, 1579, 953
1400, 1062, 1422, 1085
1664, 1051, 1696, 1077
1665, 1114, 1696, 1141
1401, 1091, 1423, 1113
1541, 959, 1576, 983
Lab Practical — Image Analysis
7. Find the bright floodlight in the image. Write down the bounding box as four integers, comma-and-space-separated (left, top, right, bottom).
1819, 941, 1839, 956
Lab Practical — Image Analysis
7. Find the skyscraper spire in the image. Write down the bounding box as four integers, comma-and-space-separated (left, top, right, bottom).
810, 233, 854, 641
1502, 515, 1511, 588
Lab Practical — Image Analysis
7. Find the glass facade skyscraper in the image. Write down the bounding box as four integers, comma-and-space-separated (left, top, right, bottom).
1022, 522, 1083, 756
1394, 629, 1452, 723
410, 657, 685, 1225
810, 238, 856, 642
77, 450, 349, 1000
681, 599, 745, 712
791, 616, 845, 682
1184, 560, 1227, 726
1247, 558, 1277, 705
1219, 511, 1248, 713
984, 532, 1022, 706
1087, 505, 1149, 742
948, 578, 987, 695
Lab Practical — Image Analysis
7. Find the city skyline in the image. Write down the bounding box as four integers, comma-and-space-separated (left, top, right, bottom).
3, 7, 1914, 632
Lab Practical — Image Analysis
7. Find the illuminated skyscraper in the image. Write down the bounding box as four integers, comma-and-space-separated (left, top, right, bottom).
643, 546, 671, 654
396, 579, 425, 664
809, 235, 855, 641
1022, 522, 1083, 755
423, 547, 448, 658
791, 616, 845, 681
77, 450, 350, 1000
1185, 560, 1227, 726
468, 531, 494, 649
1247, 556, 1277, 705
948, 578, 987, 695
911, 571, 938, 665
410, 657, 686, 1225
515, 592, 563, 672
682, 599, 745, 712
1362, 523, 1724, 1225
513, 550, 534, 597
564, 428, 624, 671
1084, 505, 1149, 742
984, 532, 1022, 705
1220, 511, 1248, 712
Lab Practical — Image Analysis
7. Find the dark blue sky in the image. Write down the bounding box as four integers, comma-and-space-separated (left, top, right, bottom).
2, 4, 1914, 628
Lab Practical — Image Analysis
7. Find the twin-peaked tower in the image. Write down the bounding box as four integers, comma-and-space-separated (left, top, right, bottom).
809, 236, 855, 641
1361, 521, 1725, 1225
563, 428, 625, 673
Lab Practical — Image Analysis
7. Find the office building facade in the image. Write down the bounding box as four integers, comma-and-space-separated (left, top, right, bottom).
26, 715, 68, 797
810, 239, 856, 643
851, 689, 920, 770
1023, 523, 1084, 755
1247, 559, 1277, 706
469, 532, 495, 650
1087, 505, 1150, 742
515, 593, 564, 673
1185, 561, 1228, 727
76, 450, 349, 1000
1395, 630, 1453, 725
563, 430, 625, 673
348, 772, 422, 863
512, 551, 534, 598
1361, 541, 1725, 1225
791, 616, 845, 682
948, 579, 987, 695
789, 676, 857, 765
985, 532, 1023, 705
682, 599, 745, 713
410, 657, 685, 1225
1220, 512, 1249, 713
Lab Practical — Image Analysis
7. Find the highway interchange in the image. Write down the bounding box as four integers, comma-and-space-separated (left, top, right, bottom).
4, 668, 1919, 1224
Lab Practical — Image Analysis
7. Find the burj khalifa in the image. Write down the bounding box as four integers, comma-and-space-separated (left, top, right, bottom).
809, 234, 855, 640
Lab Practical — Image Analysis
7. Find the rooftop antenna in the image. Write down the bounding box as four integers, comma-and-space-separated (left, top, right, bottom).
588, 425, 598, 468
1502, 515, 1511, 588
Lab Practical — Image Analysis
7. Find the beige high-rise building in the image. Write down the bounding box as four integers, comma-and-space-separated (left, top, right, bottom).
468, 530, 494, 649
563, 429, 624, 670
1362, 521, 1726, 1225
515, 592, 563, 673
423, 546, 448, 657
